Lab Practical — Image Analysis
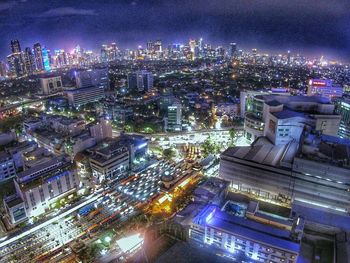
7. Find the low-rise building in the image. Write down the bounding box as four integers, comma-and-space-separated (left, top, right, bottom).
88, 139, 130, 183
15, 156, 78, 218
65, 85, 105, 108
189, 204, 303, 263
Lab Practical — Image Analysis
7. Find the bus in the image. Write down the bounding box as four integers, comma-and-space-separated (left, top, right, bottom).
86, 223, 99, 233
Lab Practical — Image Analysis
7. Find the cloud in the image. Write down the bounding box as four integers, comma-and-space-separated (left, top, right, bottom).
37, 7, 96, 17
0, 2, 14, 12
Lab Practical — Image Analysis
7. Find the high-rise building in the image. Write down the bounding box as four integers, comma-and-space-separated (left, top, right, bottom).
166, 101, 182, 132
336, 97, 350, 139
42, 46, 51, 71
229, 42, 237, 57
127, 70, 153, 92
10, 39, 21, 53
23, 47, 35, 75
34, 42, 44, 71
7, 53, 24, 77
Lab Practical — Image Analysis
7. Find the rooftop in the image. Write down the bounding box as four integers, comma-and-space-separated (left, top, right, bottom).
272, 109, 307, 119
194, 205, 300, 253
221, 137, 298, 167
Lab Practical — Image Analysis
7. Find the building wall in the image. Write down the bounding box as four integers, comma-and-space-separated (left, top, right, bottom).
18, 169, 78, 217
219, 155, 350, 215
66, 86, 105, 107
0, 156, 16, 182
190, 223, 298, 263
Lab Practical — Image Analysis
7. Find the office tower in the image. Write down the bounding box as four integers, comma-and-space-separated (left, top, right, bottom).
65, 86, 105, 107
127, 70, 153, 92
7, 54, 24, 77
34, 42, 44, 71
101, 44, 108, 62
229, 42, 237, 57
215, 46, 225, 58
40, 76, 63, 95
147, 41, 155, 54
23, 47, 35, 75
42, 46, 51, 71
75, 68, 109, 90
166, 101, 182, 132
287, 50, 291, 64
307, 79, 343, 99
54, 49, 67, 68
110, 42, 118, 60
10, 39, 21, 53
336, 97, 350, 139
189, 39, 196, 53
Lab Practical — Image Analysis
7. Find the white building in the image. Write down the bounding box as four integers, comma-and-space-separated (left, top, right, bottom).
166, 101, 182, 132
88, 140, 129, 183
5, 156, 79, 223
40, 76, 63, 95
243, 94, 340, 144
65, 85, 105, 108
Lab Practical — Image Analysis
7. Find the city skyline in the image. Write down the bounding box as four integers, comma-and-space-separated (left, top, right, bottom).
0, 0, 350, 60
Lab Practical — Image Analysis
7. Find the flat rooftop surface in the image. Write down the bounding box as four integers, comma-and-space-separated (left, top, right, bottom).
221, 137, 298, 167
154, 241, 242, 263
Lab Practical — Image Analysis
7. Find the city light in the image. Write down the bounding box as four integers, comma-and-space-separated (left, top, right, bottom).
116, 234, 143, 253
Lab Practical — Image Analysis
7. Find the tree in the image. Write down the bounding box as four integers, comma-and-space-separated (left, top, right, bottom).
229, 127, 237, 146
78, 243, 101, 263
163, 148, 175, 160
202, 136, 220, 157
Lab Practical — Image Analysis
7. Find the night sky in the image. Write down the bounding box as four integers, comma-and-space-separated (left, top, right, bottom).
1, 0, 349, 60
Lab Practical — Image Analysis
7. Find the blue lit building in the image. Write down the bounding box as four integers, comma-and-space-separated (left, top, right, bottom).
190, 204, 302, 263
42, 46, 51, 71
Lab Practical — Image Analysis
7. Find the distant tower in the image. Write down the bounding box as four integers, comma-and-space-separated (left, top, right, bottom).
229, 43, 237, 58
42, 46, 51, 71
10, 40, 21, 53
23, 47, 35, 75
34, 43, 44, 71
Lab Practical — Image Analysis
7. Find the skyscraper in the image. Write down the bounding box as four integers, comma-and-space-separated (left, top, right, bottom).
42, 46, 51, 71
166, 101, 182, 132
10, 40, 21, 53
23, 47, 35, 75
34, 42, 44, 71
127, 70, 153, 92
229, 42, 237, 57
7, 54, 23, 77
